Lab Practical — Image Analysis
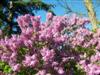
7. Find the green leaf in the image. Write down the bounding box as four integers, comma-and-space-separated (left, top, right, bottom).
17, 67, 37, 75
0, 61, 5, 67
64, 59, 86, 75
19, 47, 29, 55
0, 61, 12, 73
17, 47, 29, 63
76, 46, 95, 57
22, 0, 31, 3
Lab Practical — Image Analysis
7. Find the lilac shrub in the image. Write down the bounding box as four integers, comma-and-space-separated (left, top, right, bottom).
0, 13, 99, 75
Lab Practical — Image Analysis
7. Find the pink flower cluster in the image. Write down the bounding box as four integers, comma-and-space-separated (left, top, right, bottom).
79, 51, 100, 75
0, 12, 99, 75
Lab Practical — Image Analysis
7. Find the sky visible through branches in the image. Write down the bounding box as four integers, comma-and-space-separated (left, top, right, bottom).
36, 0, 100, 30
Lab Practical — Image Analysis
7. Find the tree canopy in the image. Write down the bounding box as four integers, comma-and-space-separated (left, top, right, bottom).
0, 0, 54, 36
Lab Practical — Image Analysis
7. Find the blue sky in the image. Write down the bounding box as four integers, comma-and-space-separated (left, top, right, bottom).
35, 0, 100, 29
35, 0, 88, 21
